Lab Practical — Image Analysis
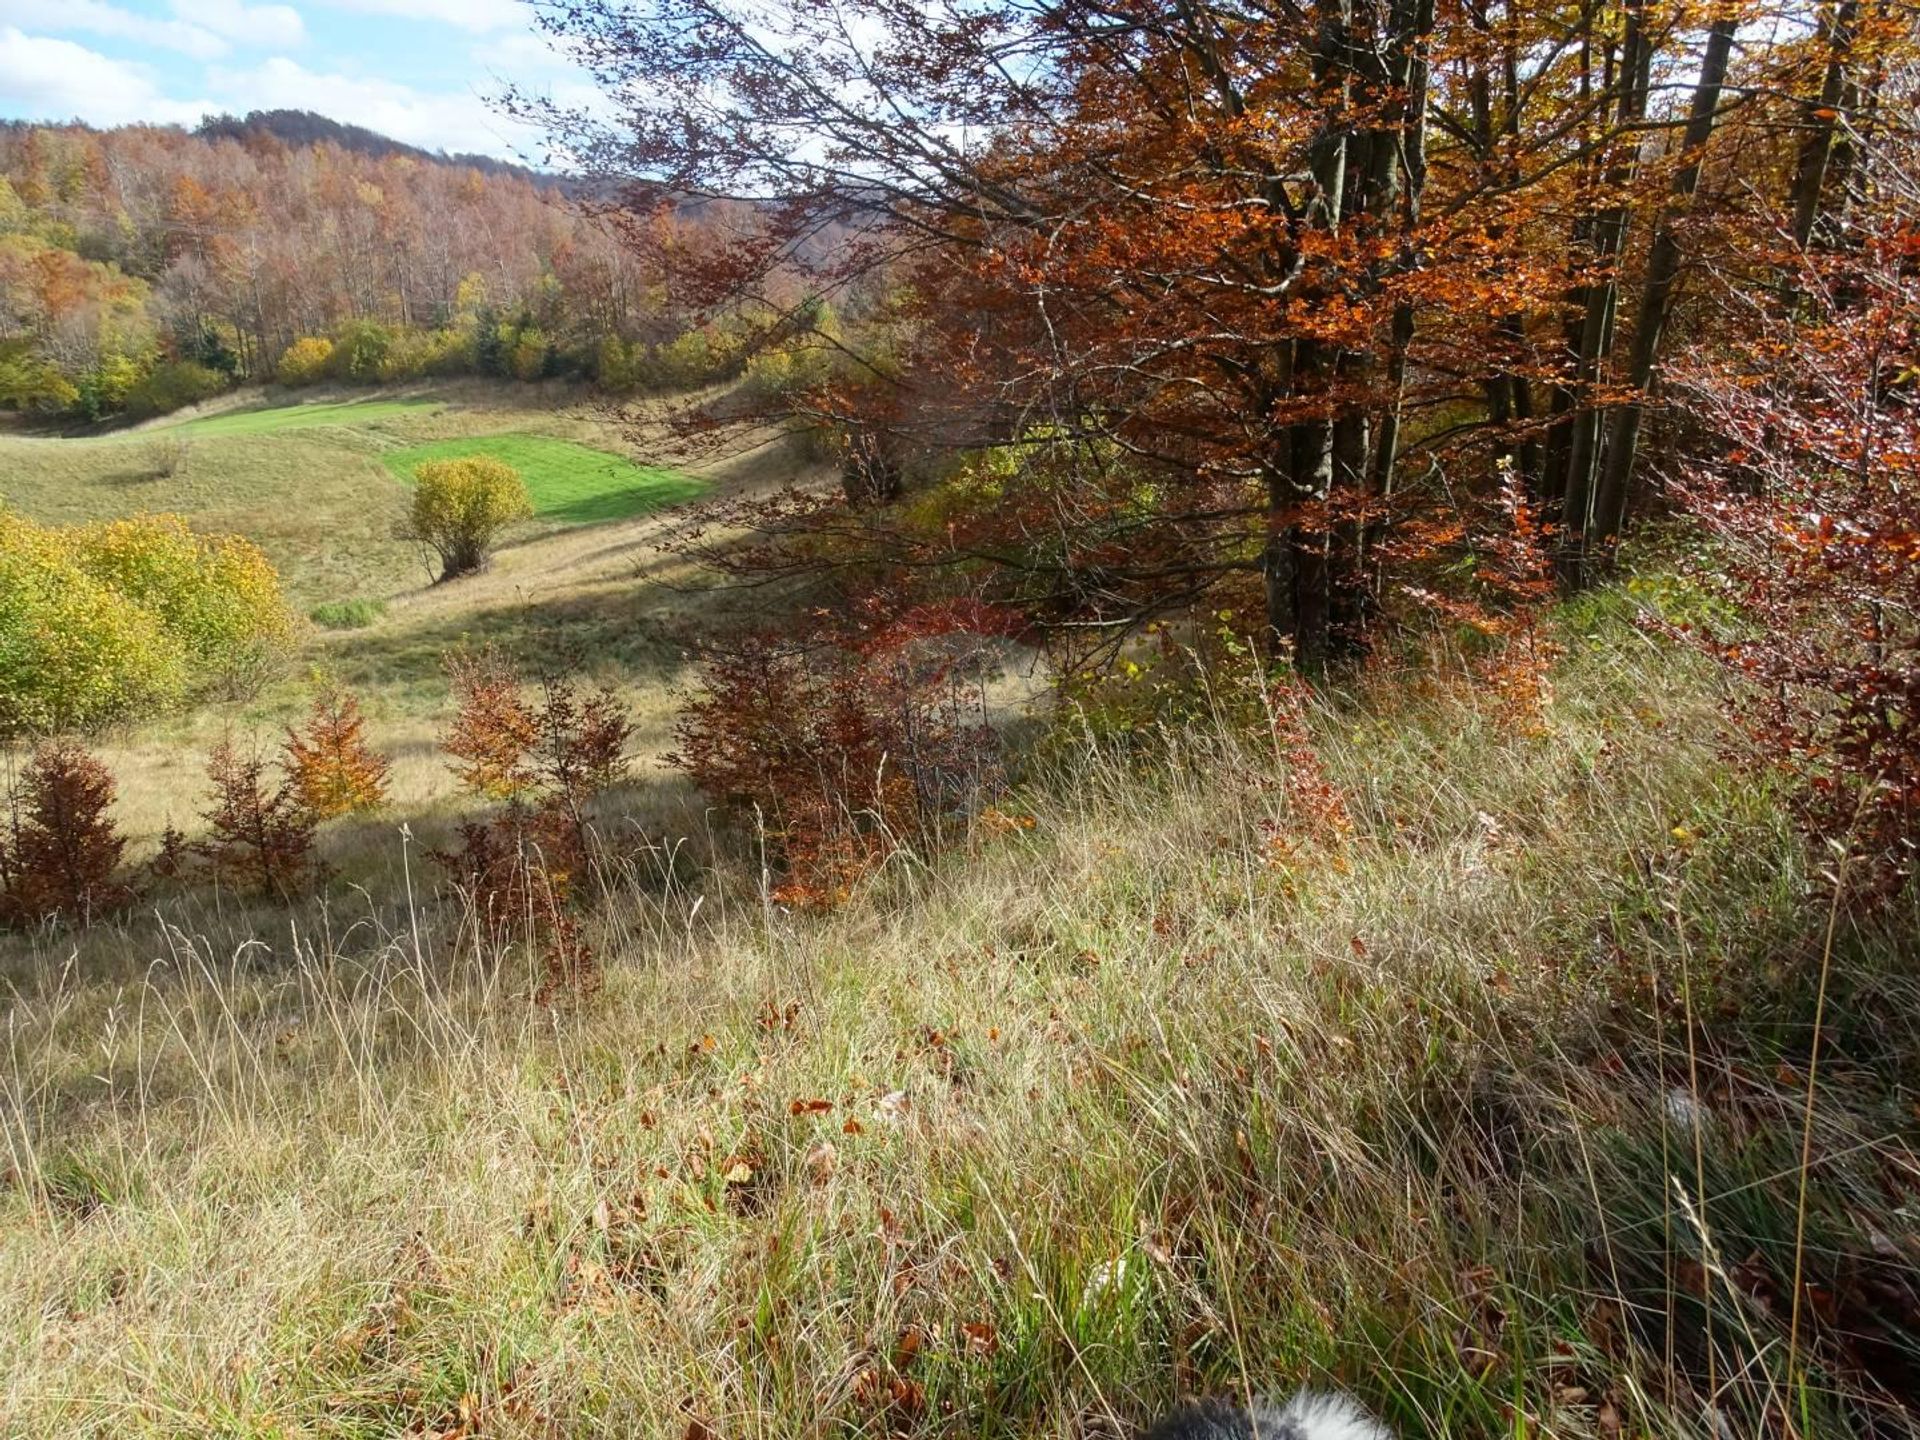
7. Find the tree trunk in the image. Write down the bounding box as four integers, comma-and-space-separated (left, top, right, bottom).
1557, 0, 1650, 584
1588, 12, 1738, 554
1790, 0, 1860, 252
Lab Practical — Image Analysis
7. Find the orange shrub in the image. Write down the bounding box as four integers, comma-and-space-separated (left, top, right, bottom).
436, 651, 634, 1002
284, 686, 390, 819
194, 740, 323, 898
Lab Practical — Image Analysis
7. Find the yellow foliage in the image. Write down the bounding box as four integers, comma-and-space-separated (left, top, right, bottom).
71, 514, 297, 697
0, 506, 296, 735
276, 336, 335, 386
0, 511, 185, 735
404, 456, 534, 580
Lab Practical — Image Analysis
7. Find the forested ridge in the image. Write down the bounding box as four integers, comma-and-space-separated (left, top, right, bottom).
0, 115, 733, 421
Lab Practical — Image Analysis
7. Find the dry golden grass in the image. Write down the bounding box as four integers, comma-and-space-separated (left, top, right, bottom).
4, 609, 1916, 1439
0, 383, 820, 862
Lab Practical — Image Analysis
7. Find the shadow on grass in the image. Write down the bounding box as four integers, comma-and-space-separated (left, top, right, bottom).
328, 588, 688, 700
538, 472, 706, 526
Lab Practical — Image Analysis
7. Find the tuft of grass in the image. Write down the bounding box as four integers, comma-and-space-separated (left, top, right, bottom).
4, 614, 1917, 1438
145, 435, 190, 478
309, 596, 389, 631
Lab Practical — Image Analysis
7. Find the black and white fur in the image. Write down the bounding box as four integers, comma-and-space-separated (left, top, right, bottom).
1140, 1391, 1393, 1440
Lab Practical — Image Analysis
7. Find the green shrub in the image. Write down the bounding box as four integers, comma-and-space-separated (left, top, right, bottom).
423, 328, 474, 377
0, 341, 80, 414
374, 330, 434, 383
76, 352, 145, 419
329, 320, 393, 383
276, 336, 334, 386
363, 327, 475, 382
401, 456, 533, 580
595, 334, 637, 391
640, 328, 730, 389
308, 597, 387, 631
505, 327, 550, 382
124, 361, 227, 419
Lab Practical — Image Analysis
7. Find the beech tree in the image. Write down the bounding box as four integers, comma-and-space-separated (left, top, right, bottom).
530, 0, 1907, 666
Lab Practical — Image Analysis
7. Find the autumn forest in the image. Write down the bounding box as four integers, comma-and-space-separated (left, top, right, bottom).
2, 0, 1919, 1434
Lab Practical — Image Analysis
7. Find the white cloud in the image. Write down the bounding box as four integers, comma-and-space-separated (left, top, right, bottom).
317, 0, 524, 33
0, 0, 227, 59
0, 28, 215, 124
0, 13, 580, 165
203, 54, 545, 158
175, 0, 308, 49
469, 29, 568, 75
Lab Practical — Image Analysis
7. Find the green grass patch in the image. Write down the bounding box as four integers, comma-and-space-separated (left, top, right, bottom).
142, 397, 443, 439
309, 597, 388, 631
382, 434, 703, 525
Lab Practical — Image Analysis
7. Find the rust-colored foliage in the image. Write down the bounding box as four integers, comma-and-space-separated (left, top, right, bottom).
284, 685, 391, 819
443, 651, 541, 800
436, 651, 634, 1002
673, 601, 1006, 906
1394, 467, 1565, 733
1672, 213, 1920, 897
194, 739, 324, 898
0, 739, 129, 926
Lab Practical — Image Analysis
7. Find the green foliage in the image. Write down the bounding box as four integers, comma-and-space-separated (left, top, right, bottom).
308, 597, 387, 631
402, 455, 534, 580
276, 336, 334, 386
375, 328, 472, 382
594, 334, 636, 390
124, 361, 228, 419
76, 352, 146, 420
503, 326, 550, 382
0, 339, 80, 413
179, 321, 241, 378
641, 328, 725, 389
329, 320, 394, 383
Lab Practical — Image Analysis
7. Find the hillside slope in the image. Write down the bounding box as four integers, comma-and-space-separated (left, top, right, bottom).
0, 382, 808, 849
3, 613, 1915, 1439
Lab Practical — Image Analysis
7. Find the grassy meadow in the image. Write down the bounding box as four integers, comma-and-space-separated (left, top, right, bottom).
2, 601, 1916, 1438
0, 382, 791, 855
2, 386, 1918, 1440
381, 435, 707, 526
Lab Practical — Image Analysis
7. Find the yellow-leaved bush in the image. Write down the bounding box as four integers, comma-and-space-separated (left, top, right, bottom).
0, 505, 297, 737
0, 512, 185, 735
403, 456, 534, 580
275, 336, 334, 386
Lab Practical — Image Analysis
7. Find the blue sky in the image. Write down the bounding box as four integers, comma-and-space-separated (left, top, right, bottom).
0, 0, 598, 161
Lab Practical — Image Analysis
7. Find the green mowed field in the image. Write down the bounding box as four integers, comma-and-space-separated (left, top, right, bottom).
0, 389, 701, 605
382, 433, 705, 524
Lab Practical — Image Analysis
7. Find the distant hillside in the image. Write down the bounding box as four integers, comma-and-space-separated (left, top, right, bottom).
192, 109, 555, 186
0, 119, 733, 422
